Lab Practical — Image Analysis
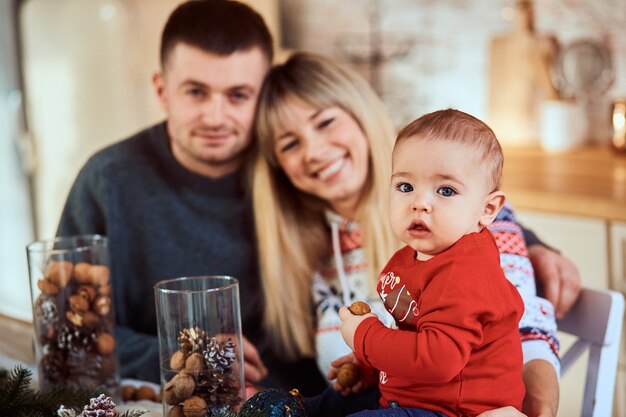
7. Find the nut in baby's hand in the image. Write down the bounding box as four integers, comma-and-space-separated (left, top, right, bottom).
348, 301, 371, 316
336, 362, 360, 387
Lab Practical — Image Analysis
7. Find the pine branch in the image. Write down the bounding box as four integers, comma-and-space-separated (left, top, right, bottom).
0, 366, 35, 415
0, 365, 147, 417
0, 365, 101, 417
38, 383, 102, 410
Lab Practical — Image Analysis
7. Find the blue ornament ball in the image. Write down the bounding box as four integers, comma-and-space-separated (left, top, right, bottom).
238, 388, 306, 417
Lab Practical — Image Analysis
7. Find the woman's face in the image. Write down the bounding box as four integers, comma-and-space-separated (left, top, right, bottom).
273, 98, 370, 219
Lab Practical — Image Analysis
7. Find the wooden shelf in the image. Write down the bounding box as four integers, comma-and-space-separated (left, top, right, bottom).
502, 145, 626, 222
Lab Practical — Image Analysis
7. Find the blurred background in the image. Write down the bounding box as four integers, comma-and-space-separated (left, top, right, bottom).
0, 1, 625, 414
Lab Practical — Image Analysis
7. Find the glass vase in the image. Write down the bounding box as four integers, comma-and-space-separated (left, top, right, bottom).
26, 234, 119, 394
154, 276, 245, 417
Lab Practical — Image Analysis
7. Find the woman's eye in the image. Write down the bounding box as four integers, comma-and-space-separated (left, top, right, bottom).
317, 118, 334, 129
280, 139, 299, 153
396, 182, 413, 193
437, 186, 456, 197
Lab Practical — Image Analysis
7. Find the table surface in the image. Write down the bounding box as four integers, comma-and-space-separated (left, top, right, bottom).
0, 315, 163, 416
0, 314, 34, 365
502, 145, 626, 222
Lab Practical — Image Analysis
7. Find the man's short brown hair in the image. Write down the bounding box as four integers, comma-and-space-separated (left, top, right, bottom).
160, 0, 273, 69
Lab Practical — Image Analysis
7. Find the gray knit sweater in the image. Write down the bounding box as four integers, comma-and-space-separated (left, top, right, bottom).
57, 122, 262, 383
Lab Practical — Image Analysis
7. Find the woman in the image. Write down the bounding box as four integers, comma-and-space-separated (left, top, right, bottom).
252, 52, 568, 416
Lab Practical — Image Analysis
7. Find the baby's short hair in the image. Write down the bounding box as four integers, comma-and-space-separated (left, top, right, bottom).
395, 109, 503, 191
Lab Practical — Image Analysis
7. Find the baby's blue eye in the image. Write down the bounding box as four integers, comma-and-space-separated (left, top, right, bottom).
437, 186, 456, 197
397, 182, 413, 193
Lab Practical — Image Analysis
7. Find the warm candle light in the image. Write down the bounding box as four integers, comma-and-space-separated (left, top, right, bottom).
613, 100, 626, 151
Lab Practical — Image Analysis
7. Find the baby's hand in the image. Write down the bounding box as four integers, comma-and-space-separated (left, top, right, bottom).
328, 353, 378, 396
338, 303, 376, 351
328, 353, 363, 396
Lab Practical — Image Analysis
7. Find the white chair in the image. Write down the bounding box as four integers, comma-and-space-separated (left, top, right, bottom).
557, 287, 625, 417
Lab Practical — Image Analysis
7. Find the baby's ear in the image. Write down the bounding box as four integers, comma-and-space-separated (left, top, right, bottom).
479, 191, 506, 227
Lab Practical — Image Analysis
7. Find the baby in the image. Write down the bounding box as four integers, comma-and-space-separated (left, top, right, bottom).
339, 109, 525, 417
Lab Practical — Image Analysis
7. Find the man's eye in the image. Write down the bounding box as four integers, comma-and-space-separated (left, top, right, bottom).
437, 186, 456, 197
229, 91, 250, 103
187, 88, 204, 97
396, 182, 413, 193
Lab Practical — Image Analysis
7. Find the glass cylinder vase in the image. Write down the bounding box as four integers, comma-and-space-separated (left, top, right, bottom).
154, 276, 245, 417
26, 235, 119, 393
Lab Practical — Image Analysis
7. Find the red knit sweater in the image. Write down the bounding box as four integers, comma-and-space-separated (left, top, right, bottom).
354, 229, 525, 417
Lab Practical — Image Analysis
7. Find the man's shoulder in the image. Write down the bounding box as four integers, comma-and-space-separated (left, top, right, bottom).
85, 122, 166, 170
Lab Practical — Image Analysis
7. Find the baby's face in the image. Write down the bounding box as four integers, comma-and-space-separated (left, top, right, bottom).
389, 138, 492, 260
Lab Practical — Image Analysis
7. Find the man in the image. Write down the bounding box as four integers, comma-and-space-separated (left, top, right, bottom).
57, 0, 326, 394
58, 0, 580, 408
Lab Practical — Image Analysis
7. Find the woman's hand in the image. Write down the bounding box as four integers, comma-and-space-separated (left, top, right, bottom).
528, 245, 581, 319
241, 335, 268, 384
520, 359, 559, 417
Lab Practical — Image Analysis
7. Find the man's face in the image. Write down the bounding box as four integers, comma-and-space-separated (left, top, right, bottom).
154, 43, 269, 178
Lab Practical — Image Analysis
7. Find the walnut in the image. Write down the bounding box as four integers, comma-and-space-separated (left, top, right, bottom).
77, 285, 97, 302
46, 260, 73, 287
336, 362, 360, 387
164, 372, 195, 404
170, 350, 187, 371
135, 385, 157, 401
73, 262, 92, 284
348, 301, 371, 316
121, 385, 137, 402
183, 396, 207, 417
37, 279, 59, 296
168, 405, 185, 417
66, 310, 84, 327
174, 372, 195, 401
69, 294, 89, 312
98, 284, 112, 296
97, 332, 116, 355
94, 295, 111, 316
82, 311, 100, 329
184, 352, 204, 377
163, 383, 179, 405
89, 265, 110, 286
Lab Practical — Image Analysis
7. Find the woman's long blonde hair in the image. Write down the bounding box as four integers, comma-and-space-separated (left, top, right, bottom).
252, 52, 397, 359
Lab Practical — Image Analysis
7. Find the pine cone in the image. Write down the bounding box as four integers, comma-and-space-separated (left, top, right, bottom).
80, 394, 118, 417
35, 295, 58, 325
194, 367, 240, 408
204, 337, 236, 373
40, 349, 67, 384
178, 326, 208, 353
56, 325, 97, 353
195, 340, 241, 408
66, 349, 101, 385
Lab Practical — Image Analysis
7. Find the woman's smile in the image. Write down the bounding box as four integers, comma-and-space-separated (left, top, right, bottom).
315, 156, 347, 181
